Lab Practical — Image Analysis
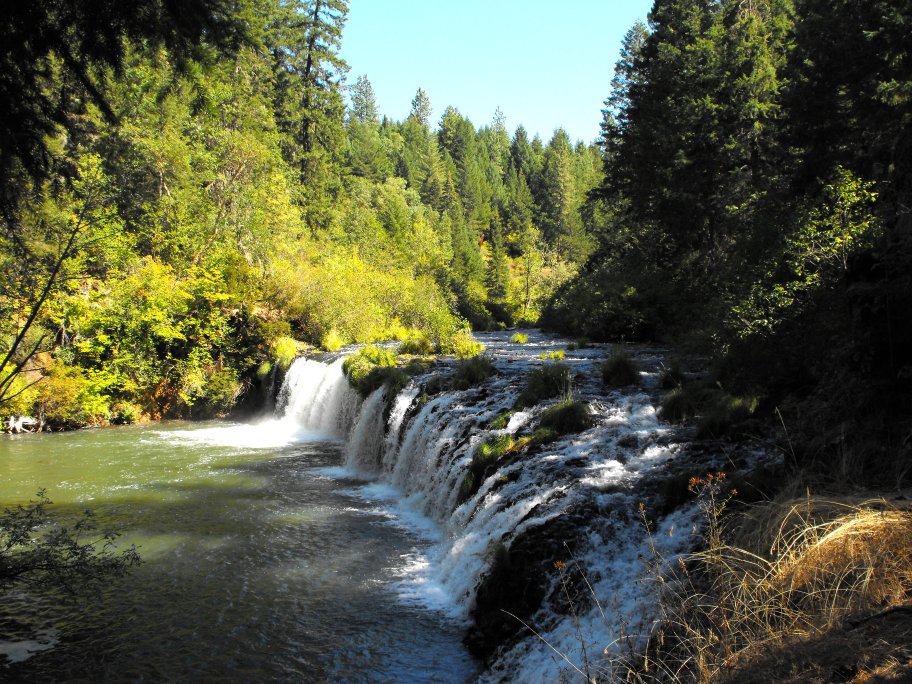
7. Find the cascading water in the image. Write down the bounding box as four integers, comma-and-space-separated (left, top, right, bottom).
274, 332, 768, 682
277, 356, 360, 435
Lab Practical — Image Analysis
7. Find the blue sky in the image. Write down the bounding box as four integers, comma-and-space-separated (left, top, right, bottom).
339, 0, 654, 144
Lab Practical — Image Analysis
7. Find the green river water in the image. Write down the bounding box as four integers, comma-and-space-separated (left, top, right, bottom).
0, 421, 477, 682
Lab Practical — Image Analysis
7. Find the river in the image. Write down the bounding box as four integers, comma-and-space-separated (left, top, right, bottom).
2, 331, 714, 682
0, 419, 477, 681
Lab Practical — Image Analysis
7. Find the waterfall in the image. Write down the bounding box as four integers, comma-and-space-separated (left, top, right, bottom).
271, 334, 749, 681
277, 357, 360, 435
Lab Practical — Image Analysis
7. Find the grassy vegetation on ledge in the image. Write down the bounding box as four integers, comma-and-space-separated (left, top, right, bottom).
538, 399, 593, 436
660, 381, 759, 438
342, 346, 404, 398
601, 347, 639, 387
514, 363, 572, 409
623, 478, 912, 683
457, 428, 559, 506
452, 355, 495, 391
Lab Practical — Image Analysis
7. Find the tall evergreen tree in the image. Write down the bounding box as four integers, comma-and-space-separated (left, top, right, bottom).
349, 74, 379, 125
269, 0, 349, 226
409, 88, 433, 129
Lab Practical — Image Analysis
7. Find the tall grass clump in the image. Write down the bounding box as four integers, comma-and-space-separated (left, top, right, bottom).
272, 336, 300, 370
538, 399, 593, 436
397, 335, 436, 356
452, 355, 495, 390
659, 382, 759, 436
511, 332, 529, 344
601, 348, 638, 386
515, 363, 572, 409
457, 433, 514, 505
623, 481, 912, 683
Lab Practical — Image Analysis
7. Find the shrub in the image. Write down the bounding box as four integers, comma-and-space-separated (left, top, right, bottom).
515, 363, 571, 409
398, 335, 436, 356
448, 330, 485, 358
601, 348, 639, 386
342, 345, 399, 397
511, 332, 529, 345
110, 401, 142, 425
386, 318, 410, 342
697, 392, 759, 438
488, 410, 514, 430
452, 355, 495, 390
36, 365, 109, 427
320, 329, 344, 353
198, 368, 243, 416
457, 434, 515, 505
659, 386, 698, 423
538, 350, 565, 361
273, 336, 300, 369
659, 382, 758, 436
538, 399, 593, 436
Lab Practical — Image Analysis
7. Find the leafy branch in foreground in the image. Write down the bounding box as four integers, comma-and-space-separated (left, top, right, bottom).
0, 490, 141, 594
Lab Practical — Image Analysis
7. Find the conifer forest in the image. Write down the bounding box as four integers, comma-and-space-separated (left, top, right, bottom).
1, 1, 910, 682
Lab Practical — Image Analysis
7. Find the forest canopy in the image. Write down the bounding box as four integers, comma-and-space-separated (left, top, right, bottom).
0, 0, 602, 426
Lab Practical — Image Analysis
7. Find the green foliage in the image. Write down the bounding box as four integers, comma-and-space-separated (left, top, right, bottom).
272, 336, 300, 370
446, 330, 485, 359
601, 349, 639, 387
515, 363, 571, 409
511, 332, 529, 344
538, 350, 565, 360
488, 410, 514, 430
730, 168, 880, 339
320, 329, 345, 353
36, 363, 110, 428
457, 433, 513, 506
566, 337, 590, 351
660, 386, 701, 424
342, 345, 405, 398
0, 490, 141, 594
398, 335, 436, 356
452, 355, 495, 391
659, 382, 758, 437
697, 393, 759, 438
538, 399, 593, 435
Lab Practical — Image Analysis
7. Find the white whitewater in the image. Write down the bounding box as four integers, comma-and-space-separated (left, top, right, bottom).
273, 334, 723, 682
277, 357, 360, 436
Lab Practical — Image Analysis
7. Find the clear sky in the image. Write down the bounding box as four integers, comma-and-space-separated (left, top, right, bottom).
339, 0, 654, 144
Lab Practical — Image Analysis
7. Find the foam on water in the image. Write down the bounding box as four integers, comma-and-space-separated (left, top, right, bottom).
163, 419, 333, 449
269, 333, 716, 680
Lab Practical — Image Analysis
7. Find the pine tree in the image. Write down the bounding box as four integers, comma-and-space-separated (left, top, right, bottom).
349, 74, 379, 125
409, 88, 432, 129
269, 0, 349, 227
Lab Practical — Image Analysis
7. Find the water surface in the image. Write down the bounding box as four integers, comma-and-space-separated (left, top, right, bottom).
0, 421, 477, 682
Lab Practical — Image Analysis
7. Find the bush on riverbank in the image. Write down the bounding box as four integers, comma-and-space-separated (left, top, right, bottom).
398, 335, 436, 356
342, 346, 398, 397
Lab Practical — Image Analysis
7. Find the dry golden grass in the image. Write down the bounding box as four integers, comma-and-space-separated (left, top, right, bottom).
620, 490, 912, 683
